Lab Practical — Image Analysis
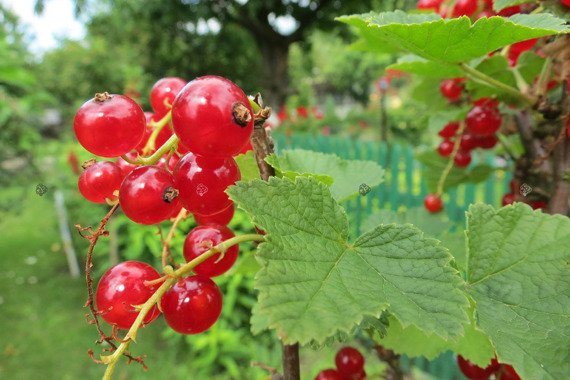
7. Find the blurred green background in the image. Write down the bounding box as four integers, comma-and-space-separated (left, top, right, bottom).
0, 1, 509, 379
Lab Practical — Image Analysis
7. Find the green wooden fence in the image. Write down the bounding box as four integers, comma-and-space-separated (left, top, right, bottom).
274, 133, 511, 380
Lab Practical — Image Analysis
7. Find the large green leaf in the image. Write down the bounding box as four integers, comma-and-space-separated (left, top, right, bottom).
377, 312, 494, 367
337, 11, 568, 64
265, 149, 384, 202
228, 177, 469, 345
466, 203, 570, 380
417, 150, 494, 192
387, 55, 464, 78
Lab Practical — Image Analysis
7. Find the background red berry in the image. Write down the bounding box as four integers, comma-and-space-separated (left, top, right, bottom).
194, 204, 235, 226
457, 355, 496, 380
78, 161, 122, 204
150, 77, 186, 117
466, 104, 502, 136
335, 346, 365, 376
440, 78, 464, 102
315, 369, 343, 380
424, 194, 443, 213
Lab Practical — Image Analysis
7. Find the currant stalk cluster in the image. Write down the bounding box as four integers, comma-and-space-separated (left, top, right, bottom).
73, 76, 257, 343
419, 0, 566, 214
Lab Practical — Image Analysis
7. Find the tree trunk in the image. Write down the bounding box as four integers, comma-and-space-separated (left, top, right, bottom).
257, 39, 290, 108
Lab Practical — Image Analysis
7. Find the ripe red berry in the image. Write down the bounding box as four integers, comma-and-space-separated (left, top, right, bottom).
194, 204, 235, 226
74, 93, 146, 157
183, 224, 239, 277
437, 140, 455, 157
173, 152, 240, 216
498, 364, 521, 380
95, 261, 161, 330
119, 166, 179, 225
315, 369, 343, 380
335, 347, 365, 376
502, 193, 515, 206
150, 77, 186, 117
530, 200, 548, 210
460, 134, 477, 151
457, 355, 495, 380
474, 134, 498, 149
161, 275, 222, 334
416, 0, 443, 12
452, 0, 478, 17
171, 76, 254, 157
562, 0, 570, 7
116, 152, 138, 178
78, 161, 123, 204
466, 105, 502, 136
438, 122, 460, 138
508, 38, 538, 66
497, 5, 521, 16
454, 150, 472, 167
440, 78, 464, 102
424, 194, 443, 213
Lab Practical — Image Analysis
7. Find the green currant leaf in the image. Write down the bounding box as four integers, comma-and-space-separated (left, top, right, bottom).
493, 0, 536, 12
337, 11, 568, 64
387, 55, 464, 78
234, 150, 260, 181
376, 313, 494, 367
228, 177, 469, 345
466, 203, 570, 380
465, 55, 518, 101
517, 51, 547, 84
265, 149, 384, 202
417, 150, 494, 192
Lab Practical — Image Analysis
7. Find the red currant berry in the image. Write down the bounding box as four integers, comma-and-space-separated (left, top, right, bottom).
95, 261, 161, 330
530, 200, 548, 210
562, 0, 570, 7
473, 97, 499, 108
315, 369, 343, 380
509, 179, 519, 193
174, 152, 240, 216
438, 122, 460, 138
74, 93, 146, 157
335, 347, 365, 376
158, 154, 180, 172
78, 161, 123, 204
237, 140, 253, 155
416, 0, 443, 12
437, 140, 455, 157
424, 194, 443, 213
497, 5, 521, 16
119, 166, 179, 225
466, 105, 502, 136
351, 369, 367, 380
440, 78, 464, 102
460, 134, 477, 150
457, 355, 495, 380
183, 224, 239, 277
194, 204, 235, 226
171, 76, 254, 157
116, 152, 138, 178
150, 77, 186, 117
160, 275, 222, 334
454, 150, 472, 167
474, 134, 498, 149
502, 193, 515, 206
508, 38, 538, 66
498, 364, 521, 380
452, 0, 478, 17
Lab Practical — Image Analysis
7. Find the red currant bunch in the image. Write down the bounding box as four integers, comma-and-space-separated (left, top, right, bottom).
315, 346, 366, 380
457, 355, 521, 380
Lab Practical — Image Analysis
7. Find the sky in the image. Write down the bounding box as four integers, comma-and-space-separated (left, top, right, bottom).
3, 0, 85, 54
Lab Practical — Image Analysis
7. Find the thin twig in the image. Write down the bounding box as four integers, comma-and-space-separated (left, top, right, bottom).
374, 345, 404, 380
160, 208, 189, 268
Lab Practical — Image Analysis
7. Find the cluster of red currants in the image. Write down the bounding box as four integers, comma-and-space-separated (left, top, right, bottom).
74, 75, 255, 334
416, 0, 548, 19
315, 346, 366, 380
436, 95, 502, 168
501, 179, 547, 210
457, 355, 521, 380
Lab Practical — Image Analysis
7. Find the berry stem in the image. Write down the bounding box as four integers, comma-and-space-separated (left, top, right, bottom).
535, 57, 553, 99
143, 111, 172, 155
161, 208, 189, 268
101, 233, 266, 380
121, 134, 180, 166
460, 63, 536, 105
436, 121, 466, 195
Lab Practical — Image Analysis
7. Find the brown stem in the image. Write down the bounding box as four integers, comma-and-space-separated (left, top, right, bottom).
250, 98, 300, 379
550, 138, 570, 215
282, 343, 300, 380
374, 345, 404, 380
